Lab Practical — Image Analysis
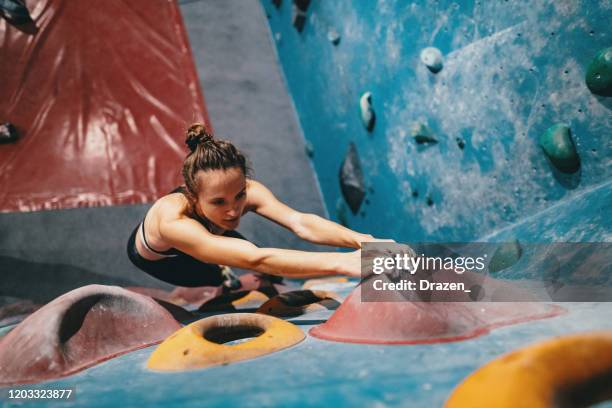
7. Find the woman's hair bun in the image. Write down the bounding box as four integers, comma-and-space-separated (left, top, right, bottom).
185, 123, 214, 152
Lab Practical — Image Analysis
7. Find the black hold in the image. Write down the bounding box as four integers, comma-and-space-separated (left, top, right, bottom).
0, 0, 33, 25
360, 211, 366, 218
411, 123, 438, 144
412, 190, 419, 198
456, 137, 465, 150
272, 0, 282, 9
365, 199, 370, 205
293, 0, 310, 11
339, 142, 366, 214
292, 0, 310, 33
426, 195, 434, 206
0, 123, 19, 144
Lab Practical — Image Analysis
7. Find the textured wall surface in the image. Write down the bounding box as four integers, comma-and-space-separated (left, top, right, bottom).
261, 0, 611, 242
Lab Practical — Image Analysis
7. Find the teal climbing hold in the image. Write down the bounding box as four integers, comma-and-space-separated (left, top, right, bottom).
539, 124, 580, 173
585, 47, 612, 97
411, 123, 437, 144
489, 240, 522, 273
359, 92, 375, 132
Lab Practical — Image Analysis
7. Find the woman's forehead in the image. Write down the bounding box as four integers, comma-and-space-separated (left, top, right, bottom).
196, 168, 245, 196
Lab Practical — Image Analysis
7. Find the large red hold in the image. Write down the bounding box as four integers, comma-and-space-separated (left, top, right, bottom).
0, 0, 209, 212
0, 285, 182, 385
310, 283, 564, 345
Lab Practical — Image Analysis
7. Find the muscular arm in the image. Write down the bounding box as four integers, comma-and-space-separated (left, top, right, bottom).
159, 216, 360, 279
248, 180, 378, 249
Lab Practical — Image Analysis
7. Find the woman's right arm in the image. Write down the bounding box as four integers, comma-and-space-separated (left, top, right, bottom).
159, 216, 361, 279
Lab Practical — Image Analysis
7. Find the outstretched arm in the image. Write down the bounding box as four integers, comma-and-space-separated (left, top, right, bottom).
159, 216, 362, 279
248, 180, 391, 249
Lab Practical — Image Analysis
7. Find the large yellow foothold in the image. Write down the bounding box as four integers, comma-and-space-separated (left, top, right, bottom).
147, 313, 305, 371
446, 332, 612, 408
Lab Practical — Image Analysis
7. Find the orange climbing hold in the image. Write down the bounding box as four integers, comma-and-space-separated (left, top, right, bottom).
446, 332, 612, 407
147, 313, 305, 371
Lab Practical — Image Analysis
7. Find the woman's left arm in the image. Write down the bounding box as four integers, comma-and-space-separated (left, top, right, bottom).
248, 180, 386, 249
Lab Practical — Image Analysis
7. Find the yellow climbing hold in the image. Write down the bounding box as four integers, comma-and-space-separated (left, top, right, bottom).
446, 331, 612, 407
147, 313, 305, 371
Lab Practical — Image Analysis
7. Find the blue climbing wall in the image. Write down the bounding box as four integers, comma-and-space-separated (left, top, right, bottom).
261, 0, 611, 242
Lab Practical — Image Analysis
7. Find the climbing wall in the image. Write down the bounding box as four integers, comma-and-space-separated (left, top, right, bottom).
261, 0, 611, 242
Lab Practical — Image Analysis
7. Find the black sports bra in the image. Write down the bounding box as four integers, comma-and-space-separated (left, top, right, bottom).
139, 186, 213, 257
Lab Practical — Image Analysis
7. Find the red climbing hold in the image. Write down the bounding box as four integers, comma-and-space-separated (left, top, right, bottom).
310, 283, 564, 345
0, 285, 182, 386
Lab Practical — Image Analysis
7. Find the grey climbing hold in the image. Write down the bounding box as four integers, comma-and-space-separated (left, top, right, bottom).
327, 29, 341, 45
489, 240, 522, 273
539, 124, 580, 173
339, 142, 366, 214
585, 47, 612, 97
359, 92, 375, 132
411, 123, 437, 144
292, 0, 310, 33
420, 47, 443, 73
0, 123, 18, 144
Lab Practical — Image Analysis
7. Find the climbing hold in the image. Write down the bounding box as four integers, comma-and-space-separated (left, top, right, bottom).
271, 0, 282, 9
327, 29, 341, 45
488, 240, 522, 273
446, 332, 612, 408
539, 124, 580, 173
585, 47, 612, 97
310, 277, 563, 344
257, 290, 340, 317
0, 0, 33, 25
411, 123, 437, 144
198, 290, 270, 312
0, 123, 19, 144
420, 47, 444, 73
339, 142, 366, 214
304, 140, 314, 158
456, 137, 466, 150
292, 0, 310, 33
0, 285, 183, 386
426, 195, 434, 206
147, 313, 305, 371
359, 92, 375, 131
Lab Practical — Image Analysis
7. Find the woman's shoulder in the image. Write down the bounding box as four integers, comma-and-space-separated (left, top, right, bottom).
151, 189, 191, 221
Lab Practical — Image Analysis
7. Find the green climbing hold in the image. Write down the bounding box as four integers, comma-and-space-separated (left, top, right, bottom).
489, 240, 522, 273
411, 123, 437, 144
585, 47, 612, 97
539, 124, 580, 173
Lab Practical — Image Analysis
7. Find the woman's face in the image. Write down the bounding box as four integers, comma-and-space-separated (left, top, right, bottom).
195, 167, 247, 231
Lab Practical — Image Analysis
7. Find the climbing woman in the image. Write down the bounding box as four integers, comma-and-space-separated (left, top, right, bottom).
127, 123, 390, 288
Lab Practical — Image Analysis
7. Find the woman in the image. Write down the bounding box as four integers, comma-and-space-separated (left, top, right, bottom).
127, 123, 389, 288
